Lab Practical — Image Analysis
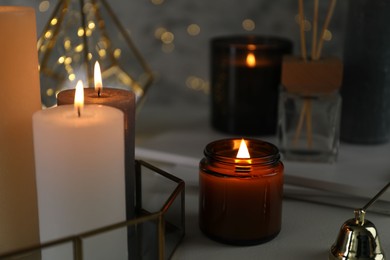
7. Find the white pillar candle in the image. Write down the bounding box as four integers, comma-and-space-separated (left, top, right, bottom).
57, 69, 136, 221
33, 104, 126, 258
0, 6, 40, 253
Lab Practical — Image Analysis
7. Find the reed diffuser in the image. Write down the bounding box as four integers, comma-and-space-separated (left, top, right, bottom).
278, 0, 342, 163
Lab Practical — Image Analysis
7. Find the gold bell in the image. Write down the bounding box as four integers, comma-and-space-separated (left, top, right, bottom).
329, 182, 389, 260
329, 209, 385, 260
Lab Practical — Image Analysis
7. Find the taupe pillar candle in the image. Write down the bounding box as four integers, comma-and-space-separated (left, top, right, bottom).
57, 88, 136, 219
0, 6, 41, 253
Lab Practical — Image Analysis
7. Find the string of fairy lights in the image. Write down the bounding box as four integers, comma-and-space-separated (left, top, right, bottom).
37, 0, 333, 96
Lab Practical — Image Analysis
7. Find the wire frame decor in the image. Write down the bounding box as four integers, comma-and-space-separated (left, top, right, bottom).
38, 0, 153, 108
0, 160, 185, 260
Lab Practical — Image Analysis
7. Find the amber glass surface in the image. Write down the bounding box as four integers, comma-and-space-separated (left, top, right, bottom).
199, 138, 284, 245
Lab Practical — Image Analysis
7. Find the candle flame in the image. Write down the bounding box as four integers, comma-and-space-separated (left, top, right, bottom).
74, 80, 84, 117
94, 61, 102, 96
246, 53, 256, 68
236, 139, 250, 159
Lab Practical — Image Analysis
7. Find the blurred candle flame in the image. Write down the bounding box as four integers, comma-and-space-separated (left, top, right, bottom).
246, 53, 256, 68
74, 80, 84, 116
94, 61, 103, 96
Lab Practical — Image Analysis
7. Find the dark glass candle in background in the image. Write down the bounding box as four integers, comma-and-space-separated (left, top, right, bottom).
211, 36, 292, 136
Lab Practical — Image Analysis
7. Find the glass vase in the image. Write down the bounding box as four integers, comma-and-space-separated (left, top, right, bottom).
279, 56, 343, 163
278, 90, 342, 163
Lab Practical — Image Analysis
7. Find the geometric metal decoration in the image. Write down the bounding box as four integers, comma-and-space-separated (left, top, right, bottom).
38, 0, 153, 108
0, 160, 185, 260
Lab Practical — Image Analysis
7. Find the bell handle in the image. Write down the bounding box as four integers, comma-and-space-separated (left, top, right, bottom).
362, 181, 390, 211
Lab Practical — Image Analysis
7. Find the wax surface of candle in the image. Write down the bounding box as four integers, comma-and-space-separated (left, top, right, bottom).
33, 104, 126, 258
0, 6, 41, 253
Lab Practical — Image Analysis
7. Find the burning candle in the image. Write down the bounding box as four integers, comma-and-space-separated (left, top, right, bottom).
57, 62, 136, 220
33, 81, 126, 258
199, 138, 284, 245
210, 36, 292, 135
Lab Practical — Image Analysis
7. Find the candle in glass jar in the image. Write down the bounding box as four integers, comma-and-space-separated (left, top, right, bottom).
199, 138, 284, 245
210, 36, 292, 135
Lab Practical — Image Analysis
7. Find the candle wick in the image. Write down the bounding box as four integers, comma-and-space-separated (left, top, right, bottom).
77, 107, 81, 117
98, 88, 101, 97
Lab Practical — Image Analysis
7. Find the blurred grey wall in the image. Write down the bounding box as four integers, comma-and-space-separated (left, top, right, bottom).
0, 0, 348, 106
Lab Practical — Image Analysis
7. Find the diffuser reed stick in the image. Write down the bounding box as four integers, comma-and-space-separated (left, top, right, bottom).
294, 0, 337, 147
298, 0, 307, 61
315, 0, 337, 60
311, 0, 319, 59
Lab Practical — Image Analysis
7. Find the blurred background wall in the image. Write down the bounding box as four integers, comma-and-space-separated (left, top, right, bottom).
0, 0, 348, 107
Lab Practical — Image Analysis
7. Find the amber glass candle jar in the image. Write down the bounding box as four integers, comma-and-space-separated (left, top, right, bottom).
199, 138, 284, 245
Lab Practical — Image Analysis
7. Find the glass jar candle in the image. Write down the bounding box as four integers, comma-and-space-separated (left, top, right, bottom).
210, 36, 292, 136
199, 138, 284, 245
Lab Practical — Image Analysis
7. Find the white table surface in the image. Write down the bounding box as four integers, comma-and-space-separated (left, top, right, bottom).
134, 98, 390, 259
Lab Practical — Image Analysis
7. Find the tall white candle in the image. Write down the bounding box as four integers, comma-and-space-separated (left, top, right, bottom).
0, 6, 40, 253
33, 103, 126, 259
57, 65, 136, 221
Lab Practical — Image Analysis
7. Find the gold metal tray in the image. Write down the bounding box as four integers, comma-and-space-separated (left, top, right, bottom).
0, 160, 185, 260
